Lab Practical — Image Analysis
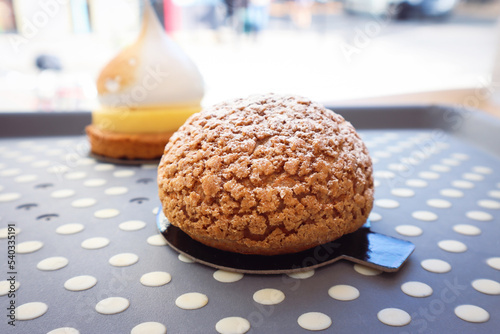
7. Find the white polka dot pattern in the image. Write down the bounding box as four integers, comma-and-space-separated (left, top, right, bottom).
477, 199, 500, 209
421, 259, 451, 273
377, 308, 411, 327
454, 305, 489, 323
0, 280, 20, 296
462, 173, 484, 181
95, 297, 130, 315
488, 190, 500, 199
64, 172, 87, 180
71, 198, 97, 208
419, 171, 440, 180
81, 237, 110, 250
56, 223, 84, 235
113, 170, 135, 178
178, 254, 194, 263
466, 211, 493, 221
15, 174, 38, 183
1, 131, 498, 333
426, 199, 452, 209
412, 211, 438, 221
354, 264, 382, 276
375, 199, 400, 209
94, 208, 120, 219
84, 178, 107, 187
76, 158, 96, 166
47, 327, 80, 334
452, 180, 474, 189
213, 270, 244, 283
287, 270, 315, 279
388, 163, 408, 172
253, 288, 285, 305
406, 179, 428, 188
374, 170, 395, 179
105, 187, 129, 195
109, 253, 139, 267
486, 257, 500, 270
216, 317, 250, 334
391, 188, 415, 197
401, 281, 432, 298
131, 322, 166, 334
440, 189, 464, 198
140, 272, 172, 287
31, 160, 51, 168
437, 240, 467, 253
50, 189, 75, 199
430, 164, 450, 172
472, 166, 493, 174
0, 227, 20, 239
453, 224, 481, 236
94, 163, 115, 171
0, 168, 22, 177
471, 279, 500, 295
119, 220, 146, 231
37, 257, 69, 271
16, 302, 48, 320
328, 285, 359, 301
147, 234, 167, 246
441, 158, 461, 166
297, 312, 332, 331
64, 275, 97, 291
451, 153, 469, 160
17, 241, 43, 254
395, 225, 423, 237
175, 292, 208, 310
369, 212, 382, 222
0, 192, 21, 202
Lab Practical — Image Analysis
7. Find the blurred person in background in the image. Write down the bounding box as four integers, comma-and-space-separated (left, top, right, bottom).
244, 0, 270, 39
223, 0, 249, 33
0, 0, 16, 33
291, 0, 314, 28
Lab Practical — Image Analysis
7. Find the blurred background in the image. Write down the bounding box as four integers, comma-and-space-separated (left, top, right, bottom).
0, 0, 499, 113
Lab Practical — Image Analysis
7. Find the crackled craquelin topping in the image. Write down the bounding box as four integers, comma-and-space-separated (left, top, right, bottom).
158, 94, 374, 255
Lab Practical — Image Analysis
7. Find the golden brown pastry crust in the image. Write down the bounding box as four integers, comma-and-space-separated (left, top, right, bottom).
86, 124, 172, 160
158, 94, 374, 255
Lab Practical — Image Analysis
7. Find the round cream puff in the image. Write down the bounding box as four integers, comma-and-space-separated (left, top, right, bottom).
158, 94, 374, 255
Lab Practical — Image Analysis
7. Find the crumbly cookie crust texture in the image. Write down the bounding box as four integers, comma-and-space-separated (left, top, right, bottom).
158, 94, 374, 255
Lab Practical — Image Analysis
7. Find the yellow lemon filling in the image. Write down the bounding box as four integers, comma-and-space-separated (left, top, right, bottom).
92, 105, 201, 134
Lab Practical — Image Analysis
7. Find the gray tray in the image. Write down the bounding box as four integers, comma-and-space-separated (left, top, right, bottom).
1, 105, 499, 333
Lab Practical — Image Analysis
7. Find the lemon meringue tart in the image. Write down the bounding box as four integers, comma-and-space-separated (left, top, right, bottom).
86, 0, 204, 160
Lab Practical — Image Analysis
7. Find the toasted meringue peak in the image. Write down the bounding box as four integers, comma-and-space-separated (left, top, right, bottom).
96, 0, 204, 109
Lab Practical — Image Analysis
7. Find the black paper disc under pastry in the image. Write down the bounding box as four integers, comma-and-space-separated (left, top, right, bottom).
156, 208, 415, 274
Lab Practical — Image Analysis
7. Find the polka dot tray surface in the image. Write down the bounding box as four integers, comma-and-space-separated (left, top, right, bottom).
1, 107, 499, 333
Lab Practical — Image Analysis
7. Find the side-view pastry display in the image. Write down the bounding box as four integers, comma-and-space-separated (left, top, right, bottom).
2, 102, 499, 333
